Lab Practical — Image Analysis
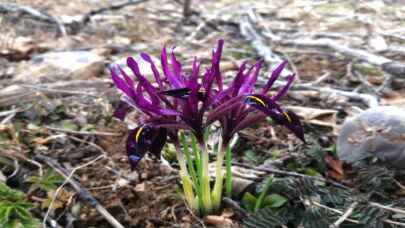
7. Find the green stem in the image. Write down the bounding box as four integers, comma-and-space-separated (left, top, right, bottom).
225, 144, 233, 198
254, 176, 273, 213
175, 144, 196, 211
212, 144, 226, 211
199, 142, 212, 214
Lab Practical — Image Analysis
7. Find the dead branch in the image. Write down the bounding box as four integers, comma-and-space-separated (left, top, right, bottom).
35, 154, 125, 228
329, 202, 358, 228
223, 197, 249, 218
182, 0, 192, 20
0, 3, 66, 36
280, 38, 405, 78
80, 0, 149, 25
240, 8, 405, 80
239, 9, 292, 76
44, 126, 121, 137
295, 83, 379, 108
312, 201, 405, 227
232, 162, 350, 190
0, 79, 111, 107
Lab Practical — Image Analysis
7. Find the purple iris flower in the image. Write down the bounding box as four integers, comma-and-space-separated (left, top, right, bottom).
110, 40, 225, 168
207, 56, 305, 144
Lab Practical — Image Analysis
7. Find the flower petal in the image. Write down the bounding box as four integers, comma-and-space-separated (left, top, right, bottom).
271, 74, 295, 101
148, 128, 167, 158
127, 57, 160, 105
110, 66, 135, 98
113, 101, 131, 121
161, 46, 183, 88
244, 94, 305, 142
261, 60, 288, 95
238, 59, 264, 95
140, 52, 164, 89
212, 39, 224, 90
126, 127, 148, 169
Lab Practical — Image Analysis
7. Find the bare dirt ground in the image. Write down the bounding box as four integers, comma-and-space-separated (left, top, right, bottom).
1, 0, 405, 227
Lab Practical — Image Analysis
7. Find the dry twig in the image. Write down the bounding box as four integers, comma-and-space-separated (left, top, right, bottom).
329, 202, 358, 228
44, 126, 121, 137
312, 201, 405, 227
0, 3, 66, 36
232, 162, 350, 190
36, 154, 126, 228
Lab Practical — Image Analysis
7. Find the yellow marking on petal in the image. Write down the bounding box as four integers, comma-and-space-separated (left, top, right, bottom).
135, 127, 144, 143
283, 112, 292, 123
246, 95, 267, 107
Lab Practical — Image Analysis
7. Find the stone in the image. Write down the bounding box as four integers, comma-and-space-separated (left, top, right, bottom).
14, 51, 104, 83
337, 106, 405, 169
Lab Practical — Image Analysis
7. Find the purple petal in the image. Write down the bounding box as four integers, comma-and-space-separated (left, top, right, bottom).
111, 66, 135, 98
212, 39, 224, 90
244, 94, 305, 142
207, 95, 244, 123
161, 46, 183, 88
148, 128, 167, 158
238, 59, 264, 95
113, 101, 130, 121
271, 74, 295, 101
127, 57, 160, 104
261, 60, 288, 95
126, 127, 148, 169
140, 52, 164, 89
135, 82, 179, 116
229, 112, 267, 136
231, 61, 248, 96
170, 48, 183, 80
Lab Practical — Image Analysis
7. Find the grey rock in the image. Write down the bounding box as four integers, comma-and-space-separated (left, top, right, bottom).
337, 106, 405, 169
14, 51, 104, 83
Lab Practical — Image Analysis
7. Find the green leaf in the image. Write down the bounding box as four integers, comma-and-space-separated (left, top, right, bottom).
0, 206, 12, 225
242, 192, 257, 212
14, 206, 32, 220
255, 176, 273, 212
58, 120, 78, 131
27, 169, 64, 191
20, 218, 40, 228
0, 182, 40, 228
264, 194, 288, 208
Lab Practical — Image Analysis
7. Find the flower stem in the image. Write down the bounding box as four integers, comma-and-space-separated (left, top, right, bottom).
212, 143, 226, 212
199, 142, 212, 214
225, 144, 233, 198
174, 143, 196, 211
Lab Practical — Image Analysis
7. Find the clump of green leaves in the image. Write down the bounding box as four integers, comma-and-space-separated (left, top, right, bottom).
0, 182, 40, 228
243, 174, 405, 228
242, 176, 288, 213
27, 169, 64, 191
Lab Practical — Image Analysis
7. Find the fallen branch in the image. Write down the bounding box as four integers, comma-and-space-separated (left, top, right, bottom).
239, 9, 292, 76
44, 126, 121, 137
280, 38, 405, 78
223, 197, 249, 218
35, 154, 125, 228
295, 83, 379, 108
369, 202, 405, 217
80, 0, 149, 25
232, 162, 350, 190
329, 202, 358, 228
312, 201, 405, 227
239, 8, 405, 79
0, 79, 111, 106
0, 3, 66, 36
